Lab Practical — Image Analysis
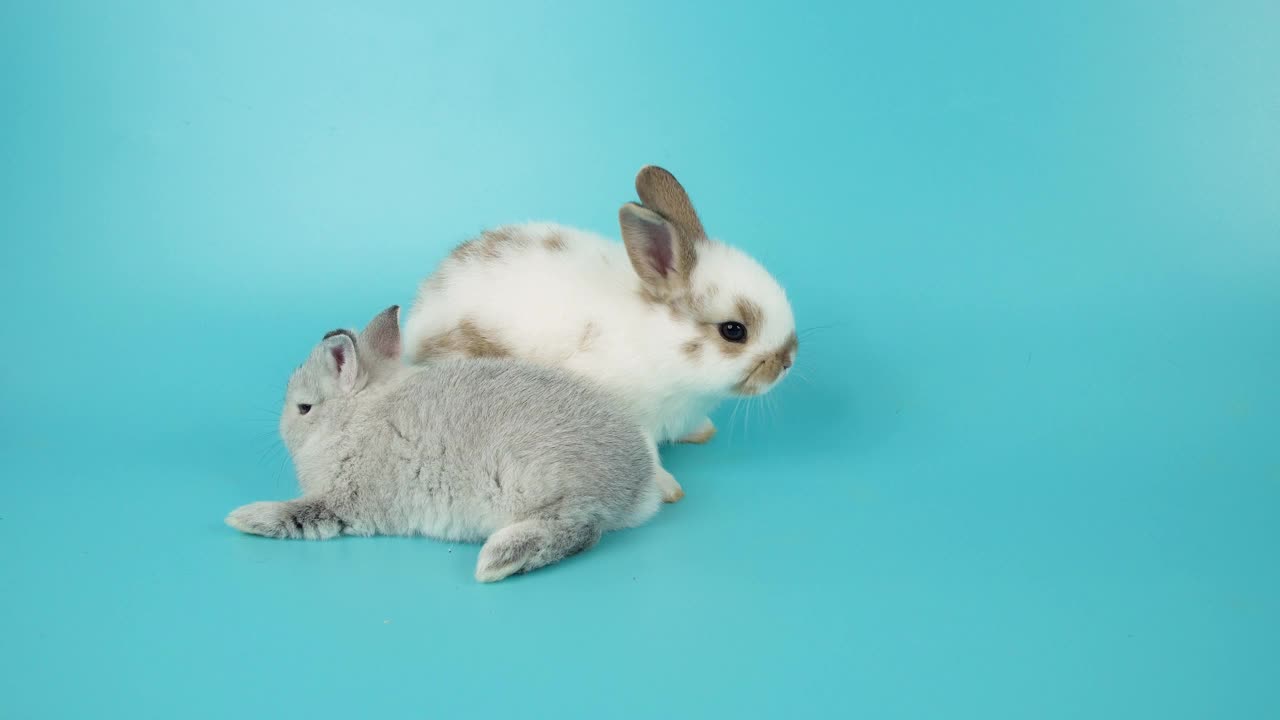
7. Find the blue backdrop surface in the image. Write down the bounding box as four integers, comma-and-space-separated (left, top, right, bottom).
2, 1, 1278, 717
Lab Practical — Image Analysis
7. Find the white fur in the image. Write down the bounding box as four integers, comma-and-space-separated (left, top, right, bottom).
404, 223, 796, 444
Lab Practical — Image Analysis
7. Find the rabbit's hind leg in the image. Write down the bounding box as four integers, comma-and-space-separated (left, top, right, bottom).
475, 516, 601, 583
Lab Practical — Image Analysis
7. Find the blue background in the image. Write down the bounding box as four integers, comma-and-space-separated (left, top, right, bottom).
3, 1, 1278, 717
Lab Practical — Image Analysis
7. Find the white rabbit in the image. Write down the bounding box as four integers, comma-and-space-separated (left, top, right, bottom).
404, 167, 798, 501
226, 306, 666, 582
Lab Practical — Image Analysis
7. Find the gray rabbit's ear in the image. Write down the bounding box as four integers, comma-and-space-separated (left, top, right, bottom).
619, 202, 696, 299
361, 305, 401, 360
321, 330, 360, 393
635, 165, 706, 243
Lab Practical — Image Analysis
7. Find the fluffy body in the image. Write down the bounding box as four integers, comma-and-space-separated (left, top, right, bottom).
403, 167, 798, 497
227, 308, 664, 582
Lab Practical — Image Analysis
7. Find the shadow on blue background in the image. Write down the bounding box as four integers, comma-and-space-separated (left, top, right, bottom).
2, 1, 1277, 717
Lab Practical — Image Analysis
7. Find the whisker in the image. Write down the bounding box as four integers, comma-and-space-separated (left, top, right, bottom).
256, 442, 280, 466
728, 397, 745, 444
799, 322, 844, 334
275, 450, 290, 487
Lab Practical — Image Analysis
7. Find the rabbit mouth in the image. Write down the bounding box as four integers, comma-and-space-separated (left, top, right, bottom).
731, 334, 798, 396
733, 358, 786, 396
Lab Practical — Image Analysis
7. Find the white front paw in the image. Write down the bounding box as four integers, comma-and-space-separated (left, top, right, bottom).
655, 468, 685, 503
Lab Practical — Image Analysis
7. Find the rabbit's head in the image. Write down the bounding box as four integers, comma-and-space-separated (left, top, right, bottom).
621, 166, 797, 397
279, 305, 402, 452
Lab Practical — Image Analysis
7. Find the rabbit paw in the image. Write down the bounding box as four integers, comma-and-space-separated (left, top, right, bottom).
677, 418, 716, 445
656, 468, 685, 503
226, 499, 342, 540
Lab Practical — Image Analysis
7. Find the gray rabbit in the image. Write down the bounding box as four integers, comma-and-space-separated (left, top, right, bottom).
226, 305, 665, 582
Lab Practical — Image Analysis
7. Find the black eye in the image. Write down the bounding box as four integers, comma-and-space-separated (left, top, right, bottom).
718, 322, 748, 343
297, 404, 312, 415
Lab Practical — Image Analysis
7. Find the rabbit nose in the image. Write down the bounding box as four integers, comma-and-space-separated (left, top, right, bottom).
782, 357, 793, 370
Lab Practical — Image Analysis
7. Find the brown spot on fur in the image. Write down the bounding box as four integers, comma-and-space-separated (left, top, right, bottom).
779, 332, 799, 360
543, 232, 566, 251
455, 320, 511, 357
732, 332, 799, 395
415, 334, 444, 361
450, 227, 525, 263
735, 297, 764, 330
682, 339, 703, 358
415, 319, 511, 361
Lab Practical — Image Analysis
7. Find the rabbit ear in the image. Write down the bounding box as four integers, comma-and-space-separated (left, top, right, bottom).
321, 331, 360, 393
361, 305, 401, 360
635, 166, 706, 243
620, 203, 696, 298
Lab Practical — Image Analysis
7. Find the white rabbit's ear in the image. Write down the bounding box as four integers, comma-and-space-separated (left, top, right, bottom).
321, 330, 360, 393
361, 305, 401, 360
635, 165, 706, 243
620, 202, 696, 297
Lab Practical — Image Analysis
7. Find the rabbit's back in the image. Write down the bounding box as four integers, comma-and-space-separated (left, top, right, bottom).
404, 223, 638, 363
403, 223, 711, 441
363, 358, 659, 536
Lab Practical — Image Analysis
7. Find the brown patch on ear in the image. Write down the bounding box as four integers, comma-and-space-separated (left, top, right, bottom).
543, 232, 566, 252
620, 203, 697, 300
415, 319, 511, 361
635, 166, 706, 244
451, 227, 525, 263
675, 230, 698, 286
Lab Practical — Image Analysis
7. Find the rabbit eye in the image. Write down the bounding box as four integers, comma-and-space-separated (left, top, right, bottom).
718, 322, 748, 343
297, 403, 312, 415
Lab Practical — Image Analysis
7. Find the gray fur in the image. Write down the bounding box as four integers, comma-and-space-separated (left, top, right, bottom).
227, 305, 664, 582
